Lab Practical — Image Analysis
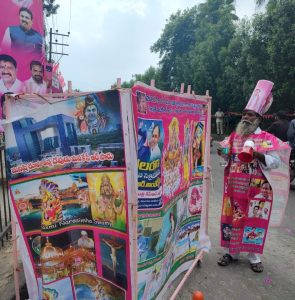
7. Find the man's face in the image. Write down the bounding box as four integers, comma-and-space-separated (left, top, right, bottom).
19, 10, 33, 31
138, 95, 147, 112
85, 104, 98, 122
236, 110, 260, 136
31, 65, 43, 83
0, 61, 16, 85
253, 206, 259, 216
150, 126, 160, 149
242, 110, 258, 124
101, 177, 112, 197
261, 183, 271, 198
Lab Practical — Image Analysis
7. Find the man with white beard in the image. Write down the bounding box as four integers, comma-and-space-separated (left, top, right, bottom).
217, 80, 290, 273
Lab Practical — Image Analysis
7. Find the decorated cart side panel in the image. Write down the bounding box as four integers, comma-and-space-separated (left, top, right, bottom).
132, 83, 211, 300
4, 90, 135, 300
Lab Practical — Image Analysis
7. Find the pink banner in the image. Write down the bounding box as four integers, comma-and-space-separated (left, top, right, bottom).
0, 0, 46, 103
220, 131, 290, 254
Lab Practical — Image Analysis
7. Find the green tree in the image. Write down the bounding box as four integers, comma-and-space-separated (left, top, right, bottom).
43, 0, 59, 17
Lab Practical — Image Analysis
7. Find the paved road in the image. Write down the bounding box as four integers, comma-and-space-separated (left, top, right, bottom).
172, 143, 295, 300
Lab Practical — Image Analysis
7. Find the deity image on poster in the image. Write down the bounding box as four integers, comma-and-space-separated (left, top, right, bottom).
176, 221, 200, 258
163, 117, 182, 197
38, 230, 97, 284
137, 217, 163, 263
191, 121, 204, 177
73, 273, 125, 300
88, 172, 126, 231
99, 235, 127, 289
232, 201, 247, 227
74, 94, 107, 135
242, 227, 265, 245
11, 173, 92, 232
181, 119, 190, 188
155, 206, 178, 255
39, 179, 63, 226
188, 185, 202, 216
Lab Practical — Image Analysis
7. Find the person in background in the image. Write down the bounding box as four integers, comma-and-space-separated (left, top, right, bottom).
267, 110, 290, 141
215, 107, 224, 135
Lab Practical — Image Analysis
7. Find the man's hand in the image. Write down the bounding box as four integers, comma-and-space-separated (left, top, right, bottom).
253, 151, 266, 165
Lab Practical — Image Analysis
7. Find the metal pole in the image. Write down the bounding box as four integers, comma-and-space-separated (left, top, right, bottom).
49, 28, 53, 63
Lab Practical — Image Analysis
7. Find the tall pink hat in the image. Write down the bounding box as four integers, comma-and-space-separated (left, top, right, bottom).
245, 80, 274, 115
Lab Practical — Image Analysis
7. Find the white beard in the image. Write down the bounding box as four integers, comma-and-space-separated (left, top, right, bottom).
236, 119, 260, 136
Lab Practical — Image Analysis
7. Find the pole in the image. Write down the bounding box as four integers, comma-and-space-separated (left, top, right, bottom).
49, 28, 52, 63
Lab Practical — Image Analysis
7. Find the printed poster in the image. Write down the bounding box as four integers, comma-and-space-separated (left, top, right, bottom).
132, 83, 211, 300
0, 0, 47, 118
4, 90, 134, 300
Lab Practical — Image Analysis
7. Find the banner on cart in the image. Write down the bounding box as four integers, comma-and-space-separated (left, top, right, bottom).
132, 83, 211, 300
5, 90, 134, 300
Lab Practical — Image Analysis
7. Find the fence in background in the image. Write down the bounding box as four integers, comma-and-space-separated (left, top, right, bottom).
0, 134, 11, 247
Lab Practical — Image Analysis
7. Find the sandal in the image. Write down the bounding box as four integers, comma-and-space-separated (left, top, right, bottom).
250, 262, 264, 273
217, 254, 238, 266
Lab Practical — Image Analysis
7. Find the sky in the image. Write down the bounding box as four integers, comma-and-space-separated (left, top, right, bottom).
46, 0, 261, 92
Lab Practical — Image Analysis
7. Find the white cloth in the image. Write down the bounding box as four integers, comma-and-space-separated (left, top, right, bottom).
24, 77, 47, 94
0, 78, 23, 93
215, 111, 224, 122
225, 249, 261, 263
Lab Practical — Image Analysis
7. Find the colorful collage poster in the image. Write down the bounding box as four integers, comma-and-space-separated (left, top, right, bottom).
4, 90, 134, 300
0, 0, 46, 118
132, 83, 211, 299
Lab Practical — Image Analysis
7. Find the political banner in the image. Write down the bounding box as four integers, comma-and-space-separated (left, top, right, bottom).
132, 83, 211, 300
4, 90, 135, 300
0, 0, 46, 102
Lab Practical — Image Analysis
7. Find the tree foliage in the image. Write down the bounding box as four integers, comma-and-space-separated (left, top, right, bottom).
129, 0, 294, 113
43, 0, 59, 17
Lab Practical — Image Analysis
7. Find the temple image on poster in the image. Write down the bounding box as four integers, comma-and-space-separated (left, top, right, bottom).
87, 172, 126, 231
73, 273, 125, 300
34, 229, 97, 283
137, 217, 163, 263
11, 173, 92, 232
99, 234, 127, 290
5, 91, 125, 178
